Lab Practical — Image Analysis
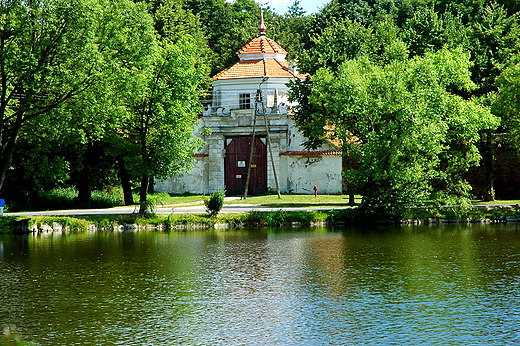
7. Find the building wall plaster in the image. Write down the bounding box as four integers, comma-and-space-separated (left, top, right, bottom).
154, 52, 342, 195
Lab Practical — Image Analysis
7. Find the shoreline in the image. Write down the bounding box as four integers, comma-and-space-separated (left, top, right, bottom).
1, 204, 520, 234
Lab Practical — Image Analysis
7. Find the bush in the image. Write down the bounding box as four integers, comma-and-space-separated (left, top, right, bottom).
266, 209, 287, 226
1, 329, 38, 346
35, 187, 77, 210
137, 199, 157, 218
14, 187, 125, 212
91, 189, 124, 208
204, 190, 225, 217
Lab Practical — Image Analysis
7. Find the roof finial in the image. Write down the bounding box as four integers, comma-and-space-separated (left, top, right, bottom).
258, 10, 267, 36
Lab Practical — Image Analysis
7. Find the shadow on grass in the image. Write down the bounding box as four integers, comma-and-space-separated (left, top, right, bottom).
259, 201, 356, 208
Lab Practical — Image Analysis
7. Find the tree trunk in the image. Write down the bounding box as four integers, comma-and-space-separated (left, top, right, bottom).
76, 178, 93, 209
148, 176, 155, 194
343, 153, 356, 206
140, 175, 148, 203
348, 183, 356, 206
75, 142, 100, 209
118, 158, 134, 205
0, 113, 24, 193
138, 175, 149, 215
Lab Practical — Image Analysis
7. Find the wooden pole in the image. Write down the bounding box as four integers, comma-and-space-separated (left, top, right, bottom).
243, 93, 258, 199
258, 88, 281, 199
244, 77, 268, 199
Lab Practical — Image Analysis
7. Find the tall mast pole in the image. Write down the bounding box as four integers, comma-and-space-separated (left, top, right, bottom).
243, 80, 262, 199
259, 87, 282, 199
244, 10, 281, 199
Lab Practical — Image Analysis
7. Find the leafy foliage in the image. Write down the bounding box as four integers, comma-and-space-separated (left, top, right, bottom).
4, 0, 520, 213
304, 49, 499, 222
494, 55, 520, 151
7, 187, 125, 212
204, 190, 225, 217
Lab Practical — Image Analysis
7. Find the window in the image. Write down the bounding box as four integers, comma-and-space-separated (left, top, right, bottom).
212, 90, 221, 108
239, 93, 251, 109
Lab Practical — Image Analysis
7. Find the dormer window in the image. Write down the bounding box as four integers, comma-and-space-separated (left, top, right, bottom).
239, 93, 251, 109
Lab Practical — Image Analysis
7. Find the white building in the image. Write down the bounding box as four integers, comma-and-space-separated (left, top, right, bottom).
155, 17, 343, 196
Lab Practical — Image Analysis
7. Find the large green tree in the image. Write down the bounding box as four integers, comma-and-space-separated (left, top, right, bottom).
122, 36, 207, 214
9, 0, 209, 209
5, 0, 159, 208
298, 17, 407, 74
494, 55, 520, 151
67, 0, 158, 208
295, 48, 499, 222
0, 0, 106, 193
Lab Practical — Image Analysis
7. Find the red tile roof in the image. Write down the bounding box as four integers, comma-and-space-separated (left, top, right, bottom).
213, 34, 300, 80
213, 58, 298, 80
280, 151, 343, 156
237, 36, 287, 55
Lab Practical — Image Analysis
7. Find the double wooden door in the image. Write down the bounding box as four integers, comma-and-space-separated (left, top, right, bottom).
224, 137, 267, 195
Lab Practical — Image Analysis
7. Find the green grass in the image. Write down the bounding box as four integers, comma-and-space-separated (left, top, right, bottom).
0, 209, 350, 234
144, 193, 360, 208
472, 199, 520, 205
139, 193, 205, 206
227, 194, 361, 207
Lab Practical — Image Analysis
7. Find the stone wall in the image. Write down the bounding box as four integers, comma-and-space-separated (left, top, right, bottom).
155, 156, 209, 195
280, 154, 343, 194
466, 144, 520, 200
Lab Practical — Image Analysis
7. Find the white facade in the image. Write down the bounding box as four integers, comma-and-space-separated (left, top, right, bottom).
155, 26, 343, 196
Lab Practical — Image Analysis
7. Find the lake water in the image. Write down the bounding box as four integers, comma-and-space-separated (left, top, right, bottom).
1, 224, 520, 345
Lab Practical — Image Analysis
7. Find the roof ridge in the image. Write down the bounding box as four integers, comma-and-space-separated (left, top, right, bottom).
274, 58, 297, 78
213, 58, 299, 80
237, 36, 287, 56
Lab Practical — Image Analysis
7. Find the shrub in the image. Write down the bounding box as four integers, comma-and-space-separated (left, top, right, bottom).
240, 211, 267, 227
91, 189, 124, 208
137, 199, 157, 218
36, 187, 77, 210
204, 190, 225, 217
19, 187, 125, 212
266, 209, 287, 226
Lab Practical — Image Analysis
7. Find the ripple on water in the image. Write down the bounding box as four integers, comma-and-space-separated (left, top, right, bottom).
1, 226, 520, 345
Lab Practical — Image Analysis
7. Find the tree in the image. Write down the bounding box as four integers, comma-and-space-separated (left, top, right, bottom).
0, 0, 107, 193
17, 0, 159, 208
464, 3, 520, 200
122, 36, 207, 215
494, 55, 520, 151
401, 7, 469, 57
182, 0, 263, 75
287, 0, 306, 17
69, 0, 158, 207
294, 48, 499, 222
469, 3, 520, 96
298, 17, 408, 74
266, 0, 312, 63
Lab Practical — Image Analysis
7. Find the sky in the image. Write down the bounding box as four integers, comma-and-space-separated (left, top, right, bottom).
257, 0, 330, 15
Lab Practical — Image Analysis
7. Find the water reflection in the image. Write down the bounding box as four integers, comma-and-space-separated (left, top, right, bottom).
1, 225, 520, 345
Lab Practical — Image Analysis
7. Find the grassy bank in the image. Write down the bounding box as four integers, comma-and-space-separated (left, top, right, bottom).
1, 194, 520, 234
0, 209, 347, 234
1, 204, 520, 234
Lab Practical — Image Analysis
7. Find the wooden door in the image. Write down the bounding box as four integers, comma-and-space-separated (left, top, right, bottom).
225, 137, 267, 195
